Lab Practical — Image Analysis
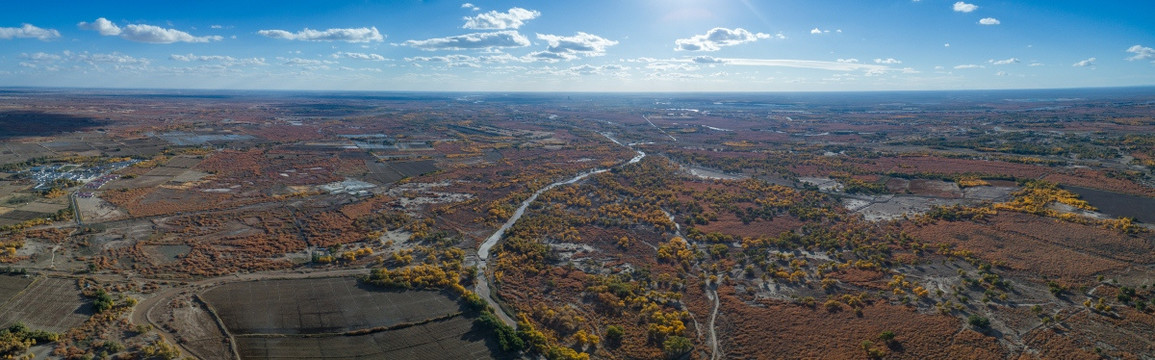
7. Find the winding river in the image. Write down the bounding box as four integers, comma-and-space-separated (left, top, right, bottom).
478, 148, 644, 259
473, 133, 644, 325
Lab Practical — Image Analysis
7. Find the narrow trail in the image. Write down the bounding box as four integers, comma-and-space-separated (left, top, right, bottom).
48, 246, 59, 269
705, 279, 721, 360
643, 115, 678, 142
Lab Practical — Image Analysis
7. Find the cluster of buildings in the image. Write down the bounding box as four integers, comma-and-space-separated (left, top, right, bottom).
23, 159, 137, 190
318, 179, 377, 197
85, 174, 120, 190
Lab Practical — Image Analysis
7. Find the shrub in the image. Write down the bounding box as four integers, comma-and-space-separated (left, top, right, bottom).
475, 311, 523, 352
879, 331, 896, 343
967, 314, 990, 329
605, 325, 624, 346
662, 336, 693, 358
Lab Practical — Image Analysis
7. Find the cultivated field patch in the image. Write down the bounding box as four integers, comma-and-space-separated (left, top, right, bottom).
0, 276, 90, 332
0, 275, 33, 306
234, 316, 497, 360
199, 277, 460, 335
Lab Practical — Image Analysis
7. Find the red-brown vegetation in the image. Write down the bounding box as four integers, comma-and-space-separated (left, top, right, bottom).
718, 287, 1005, 359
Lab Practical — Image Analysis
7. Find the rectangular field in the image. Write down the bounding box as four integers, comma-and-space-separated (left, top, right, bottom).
0, 276, 34, 306
165, 156, 204, 169
18, 201, 68, 214
0, 276, 90, 332
0, 210, 50, 223
199, 277, 461, 335
388, 160, 439, 178
234, 316, 497, 360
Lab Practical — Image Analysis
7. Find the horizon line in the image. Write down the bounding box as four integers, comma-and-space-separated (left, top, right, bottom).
4, 85, 1155, 95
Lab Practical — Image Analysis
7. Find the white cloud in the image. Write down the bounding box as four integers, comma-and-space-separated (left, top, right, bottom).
277, 57, 339, 70
810, 28, 822, 35
406, 54, 482, 68
529, 32, 618, 62
954, 64, 982, 69
989, 57, 1019, 65
22, 52, 62, 61
566, 64, 628, 75
525, 51, 578, 62
75, 52, 151, 66
333, 52, 387, 61
170, 53, 266, 66
1072, 57, 1095, 67
170, 54, 226, 61
1125, 45, 1154, 62
462, 7, 539, 30
337, 66, 383, 73
647, 62, 699, 72
406, 53, 531, 67
627, 56, 895, 73
258, 27, 384, 42
403, 31, 530, 50
996, 71, 1008, 76
674, 27, 772, 51
210, 25, 224, 29
837, 58, 860, 63
79, 18, 221, 43
479, 53, 524, 64
715, 58, 896, 73
691, 56, 726, 64
1029, 62, 1044, 67
18, 51, 150, 71
461, 3, 479, 11
77, 18, 121, 36
646, 72, 704, 80
0, 24, 61, 41
121, 24, 223, 43
979, 17, 1000, 25
953, 2, 978, 12
874, 58, 902, 64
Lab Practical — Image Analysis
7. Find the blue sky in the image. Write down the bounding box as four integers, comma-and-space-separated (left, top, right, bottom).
2, 0, 1153, 91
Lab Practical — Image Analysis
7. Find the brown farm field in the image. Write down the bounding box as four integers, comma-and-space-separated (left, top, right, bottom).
199, 277, 461, 335
0, 275, 32, 306
233, 316, 498, 360
195, 277, 499, 360
0, 276, 90, 332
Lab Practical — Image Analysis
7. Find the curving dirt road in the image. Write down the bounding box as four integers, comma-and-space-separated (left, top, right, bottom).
704, 276, 721, 360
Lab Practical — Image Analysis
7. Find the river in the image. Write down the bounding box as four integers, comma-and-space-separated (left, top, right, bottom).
478, 135, 643, 259
473, 133, 644, 325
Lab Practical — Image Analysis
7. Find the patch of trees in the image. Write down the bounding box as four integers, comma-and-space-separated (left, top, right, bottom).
920, 204, 996, 222
0, 322, 60, 358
